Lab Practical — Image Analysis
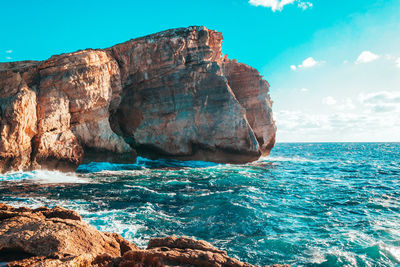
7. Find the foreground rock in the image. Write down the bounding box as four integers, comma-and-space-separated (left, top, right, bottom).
0, 26, 276, 173
0, 203, 139, 266
0, 203, 287, 267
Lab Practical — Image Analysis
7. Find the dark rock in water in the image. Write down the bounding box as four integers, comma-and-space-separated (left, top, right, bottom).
0, 26, 276, 173
0, 203, 288, 267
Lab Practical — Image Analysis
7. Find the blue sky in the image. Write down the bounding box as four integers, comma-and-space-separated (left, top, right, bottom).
1, 0, 399, 142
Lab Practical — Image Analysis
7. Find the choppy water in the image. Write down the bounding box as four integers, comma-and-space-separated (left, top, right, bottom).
1, 143, 399, 266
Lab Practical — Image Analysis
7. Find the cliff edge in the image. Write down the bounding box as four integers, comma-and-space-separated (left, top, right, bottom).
0, 26, 276, 173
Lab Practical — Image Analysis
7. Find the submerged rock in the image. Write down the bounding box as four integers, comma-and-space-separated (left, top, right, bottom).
0, 203, 288, 267
0, 26, 276, 173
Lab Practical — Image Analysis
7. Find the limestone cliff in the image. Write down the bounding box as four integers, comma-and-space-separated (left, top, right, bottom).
0, 26, 276, 173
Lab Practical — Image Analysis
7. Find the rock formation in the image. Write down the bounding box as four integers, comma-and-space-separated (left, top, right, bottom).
0, 26, 276, 173
0, 203, 288, 267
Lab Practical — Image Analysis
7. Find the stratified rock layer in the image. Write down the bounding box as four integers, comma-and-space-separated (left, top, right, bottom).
0, 203, 288, 267
0, 26, 276, 172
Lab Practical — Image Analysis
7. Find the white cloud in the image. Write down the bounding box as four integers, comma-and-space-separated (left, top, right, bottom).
276, 106, 400, 142
275, 110, 329, 131
5, 50, 12, 54
300, 57, 318, 68
297, 1, 313, 10
322, 96, 337, 105
360, 91, 400, 104
5, 56, 12, 60
396, 58, 400, 68
300, 88, 309, 92
356, 51, 380, 64
385, 54, 393, 60
337, 98, 356, 110
360, 91, 400, 113
292, 57, 323, 70
248, 0, 312, 12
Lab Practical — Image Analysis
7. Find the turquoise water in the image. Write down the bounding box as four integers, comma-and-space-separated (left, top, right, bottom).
0, 143, 399, 266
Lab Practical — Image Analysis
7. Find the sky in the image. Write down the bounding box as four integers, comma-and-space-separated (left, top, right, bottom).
1, 0, 399, 142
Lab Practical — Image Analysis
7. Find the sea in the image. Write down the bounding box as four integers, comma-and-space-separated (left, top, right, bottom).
0, 143, 399, 266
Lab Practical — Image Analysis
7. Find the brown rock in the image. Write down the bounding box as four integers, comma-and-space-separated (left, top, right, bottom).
0, 61, 38, 172
222, 59, 276, 156
33, 49, 135, 171
105, 232, 141, 255
0, 203, 288, 267
120, 236, 289, 267
120, 235, 251, 267
0, 26, 276, 172
147, 235, 226, 254
0, 50, 136, 173
0, 203, 138, 266
108, 26, 275, 163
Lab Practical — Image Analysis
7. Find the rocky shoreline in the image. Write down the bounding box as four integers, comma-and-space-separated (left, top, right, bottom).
0, 203, 288, 267
0, 26, 279, 266
0, 26, 276, 173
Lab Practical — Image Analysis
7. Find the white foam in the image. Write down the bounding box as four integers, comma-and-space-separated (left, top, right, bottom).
259, 155, 328, 163
165, 179, 191, 185
381, 243, 400, 262
326, 247, 358, 266
308, 247, 326, 264
124, 184, 176, 196
0, 170, 88, 184
197, 189, 233, 197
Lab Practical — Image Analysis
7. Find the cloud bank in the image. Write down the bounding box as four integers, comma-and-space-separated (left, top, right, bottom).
276, 91, 400, 142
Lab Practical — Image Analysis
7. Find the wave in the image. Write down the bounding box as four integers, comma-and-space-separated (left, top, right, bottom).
0, 170, 88, 184
77, 156, 221, 173
380, 243, 400, 263
258, 155, 329, 163
124, 184, 177, 197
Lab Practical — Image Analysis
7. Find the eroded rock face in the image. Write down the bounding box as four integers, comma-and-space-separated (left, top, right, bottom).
0, 61, 39, 172
108, 26, 275, 163
33, 50, 134, 171
0, 26, 275, 172
0, 203, 139, 266
222, 59, 276, 156
0, 203, 288, 267
0, 51, 136, 173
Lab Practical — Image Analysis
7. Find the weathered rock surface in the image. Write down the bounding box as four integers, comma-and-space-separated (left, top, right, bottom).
222, 59, 276, 156
0, 203, 140, 266
0, 26, 276, 172
0, 61, 39, 172
0, 203, 288, 267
